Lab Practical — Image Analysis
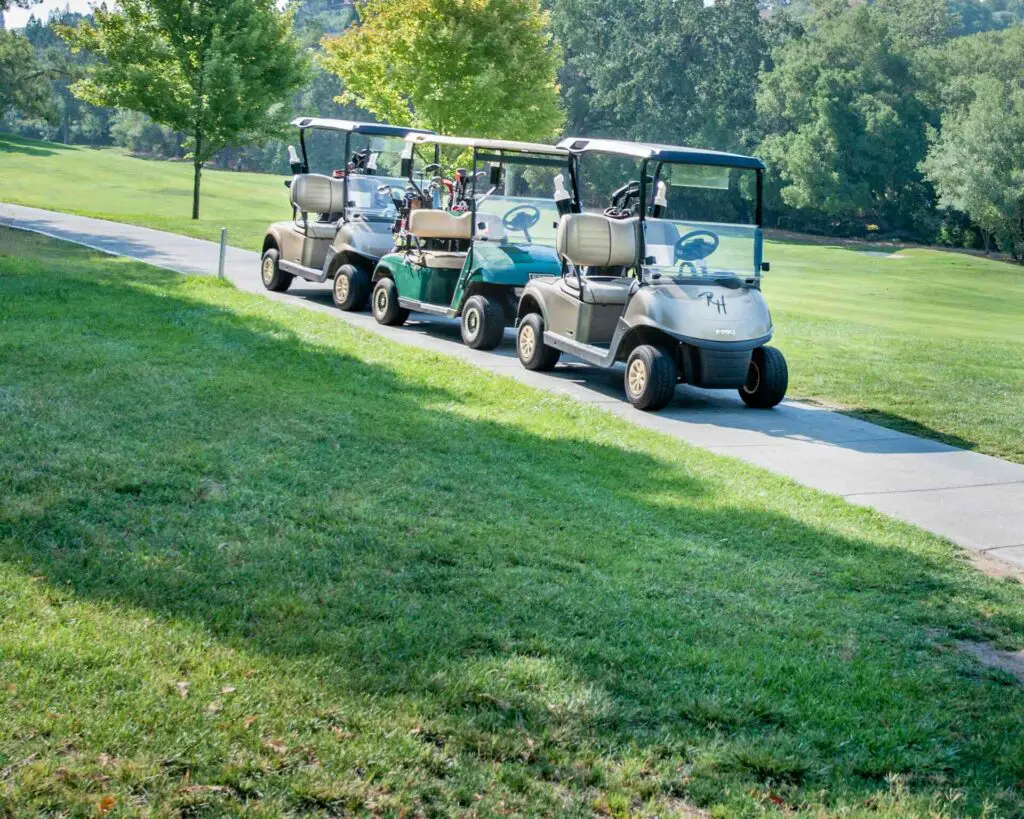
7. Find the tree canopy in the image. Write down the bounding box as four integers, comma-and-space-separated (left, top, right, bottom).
61, 0, 307, 218
0, 29, 56, 123
320, 0, 563, 140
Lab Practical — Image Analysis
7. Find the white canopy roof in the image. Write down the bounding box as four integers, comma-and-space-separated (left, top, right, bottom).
406, 132, 568, 156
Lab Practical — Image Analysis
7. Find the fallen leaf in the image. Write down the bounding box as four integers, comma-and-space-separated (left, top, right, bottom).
98, 794, 117, 815
206, 700, 223, 714
244, 715, 258, 729
262, 738, 288, 755
175, 681, 190, 699
220, 686, 236, 695
97, 754, 117, 768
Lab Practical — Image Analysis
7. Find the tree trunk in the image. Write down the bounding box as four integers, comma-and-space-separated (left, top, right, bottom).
192, 158, 202, 220
192, 130, 203, 220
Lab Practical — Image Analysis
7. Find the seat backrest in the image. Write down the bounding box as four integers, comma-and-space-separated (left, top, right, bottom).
291, 174, 345, 214
409, 209, 473, 240
556, 213, 637, 267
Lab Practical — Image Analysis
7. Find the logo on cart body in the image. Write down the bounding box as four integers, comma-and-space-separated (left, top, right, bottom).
715, 328, 736, 336
698, 291, 727, 314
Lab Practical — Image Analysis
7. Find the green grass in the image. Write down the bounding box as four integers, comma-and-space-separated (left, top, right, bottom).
2, 227, 1024, 817
0, 134, 284, 250
2, 132, 1024, 464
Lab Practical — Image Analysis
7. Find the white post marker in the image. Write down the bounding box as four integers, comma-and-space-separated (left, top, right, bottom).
218, 227, 227, 279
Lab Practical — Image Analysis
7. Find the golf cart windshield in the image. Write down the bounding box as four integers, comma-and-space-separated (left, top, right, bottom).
301, 128, 407, 221
644, 163, 762, 282
408, 143, 567, 247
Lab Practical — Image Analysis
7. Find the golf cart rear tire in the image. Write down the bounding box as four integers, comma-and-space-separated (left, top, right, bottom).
261, 248, 293, 292
333, 264, 370, 311
371, 278, 408, 326
461, 295, 505, 350
624, 345, 677, 411
739, 346, 788, 409
517, 313, 561, 371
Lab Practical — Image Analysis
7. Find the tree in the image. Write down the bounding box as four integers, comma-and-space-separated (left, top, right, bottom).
756, 6, 931, 232
0, 29, 56, 122
549, 0, 766, 151
60, 0, 307, 219
320, 0, 563, 140
922, 77, 1024, 261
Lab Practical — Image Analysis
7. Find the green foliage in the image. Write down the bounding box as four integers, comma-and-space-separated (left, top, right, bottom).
59, 0, 307, 217
922, 76, 1024, 260
757, 7, 931, 232
0, 29, 56, 123
320, 0, 564, 140
550, 0, 765, 151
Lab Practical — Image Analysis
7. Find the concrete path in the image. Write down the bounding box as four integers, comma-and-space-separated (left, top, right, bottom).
4, 202, 1023, 567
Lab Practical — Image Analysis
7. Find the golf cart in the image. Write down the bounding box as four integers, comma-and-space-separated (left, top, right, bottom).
515, 138, 788, 411
369, 134, 571, 349
260, 117, 433, 309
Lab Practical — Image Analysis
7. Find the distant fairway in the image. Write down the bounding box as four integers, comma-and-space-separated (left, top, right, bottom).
4, 133, 1023, 462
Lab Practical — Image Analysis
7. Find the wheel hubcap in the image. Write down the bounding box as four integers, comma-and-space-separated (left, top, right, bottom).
519, 324, 536, 359
336, 274, 349, 303
627, 358, 647, 396
743, 360, 761, 394
261, 257, 274, 285
375, 288, 387, 313
465, 308, 479, 338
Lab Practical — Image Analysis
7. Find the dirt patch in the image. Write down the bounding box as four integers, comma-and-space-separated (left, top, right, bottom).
956, 640, 1024, 683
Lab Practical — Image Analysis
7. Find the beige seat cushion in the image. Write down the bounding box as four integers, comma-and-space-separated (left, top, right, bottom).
291, 174, 345, 215
301, 220, 338, 240
410, 209, 473, 240
556, 213, 637, 267
582, 277, 633, 305
418, 251, 466, 270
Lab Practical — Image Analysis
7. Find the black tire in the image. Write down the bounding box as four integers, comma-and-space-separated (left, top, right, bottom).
739, 345, 788, 409
371, 277, 408, 326
624, 345, 677, 411
332, 263, 370, 311
460, 294, 506, 350
516, 312, 561, 371
260, 248, 293, 292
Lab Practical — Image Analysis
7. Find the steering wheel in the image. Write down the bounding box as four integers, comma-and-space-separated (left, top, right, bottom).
503, 204, 541, 242
674, 230, 720, 265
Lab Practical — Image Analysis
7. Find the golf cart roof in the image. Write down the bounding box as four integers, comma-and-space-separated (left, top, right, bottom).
406, 132, 568, 157
557, 137, 765, 171
291, 117, 434, 138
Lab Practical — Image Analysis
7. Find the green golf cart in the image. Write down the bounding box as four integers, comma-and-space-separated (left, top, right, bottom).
369, 134, 572, 349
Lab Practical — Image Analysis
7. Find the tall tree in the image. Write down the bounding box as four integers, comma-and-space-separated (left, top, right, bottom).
320, 0, 564, 140
549, 0, 766, 151
60, 0, 307, 219
756, 6, 931, 231
0, 29, 56, 122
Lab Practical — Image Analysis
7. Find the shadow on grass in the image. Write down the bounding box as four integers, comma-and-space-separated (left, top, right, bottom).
0, 134, 77, 157
843, 408, 980, 452
2, 248, 1023, 810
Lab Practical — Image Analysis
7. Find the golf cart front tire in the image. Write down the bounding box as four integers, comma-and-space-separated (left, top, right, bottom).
261, 248, 293, 292
517, 313, 561, 371
461, 295, 505, 350
333, 264, 370, 311
371, 278, 409, 326
739, 346, 788, 409
625, 345, 677, 411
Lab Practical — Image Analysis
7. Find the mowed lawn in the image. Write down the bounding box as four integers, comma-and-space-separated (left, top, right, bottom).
3, 133, 1024, 464
2, 228, 1024, 817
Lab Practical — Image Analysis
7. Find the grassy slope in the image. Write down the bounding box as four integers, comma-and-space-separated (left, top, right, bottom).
2, 133, 1023, 463
2, 228, 1024, 817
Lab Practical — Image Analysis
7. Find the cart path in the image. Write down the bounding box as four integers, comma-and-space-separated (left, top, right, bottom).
4, 202, 1024, 567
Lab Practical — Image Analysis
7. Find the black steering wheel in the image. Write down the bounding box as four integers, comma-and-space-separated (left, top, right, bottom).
674, 229, 720, 265
503, 204, 541, 242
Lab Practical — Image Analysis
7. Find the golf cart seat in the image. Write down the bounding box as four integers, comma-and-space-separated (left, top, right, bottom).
291, 174, 345, 238
579, 276, 635, 305
556, 213, 637, 267
409, 209, 472, 270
